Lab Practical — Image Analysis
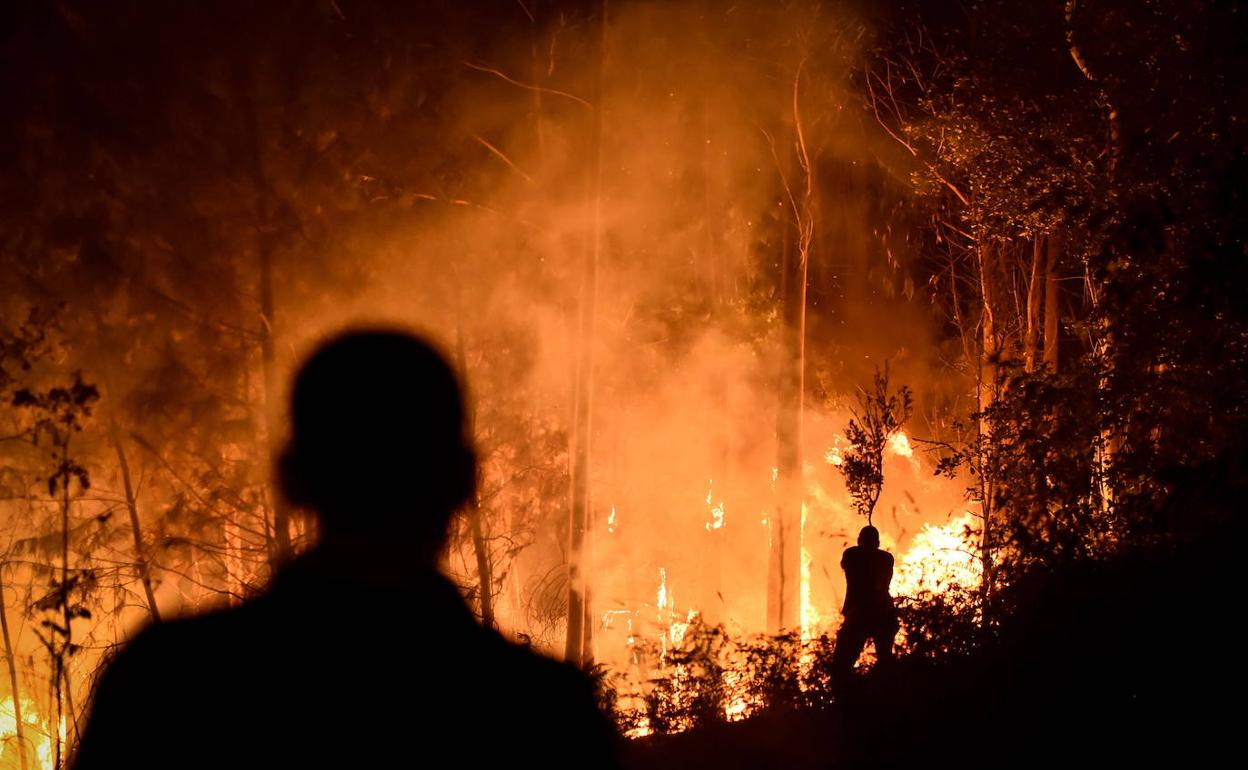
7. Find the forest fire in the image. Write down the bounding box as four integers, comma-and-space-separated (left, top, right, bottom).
2, 0, 1244, 767
892, 514, 982, 599
0, 697, 60, 770
599, 435, 975, 738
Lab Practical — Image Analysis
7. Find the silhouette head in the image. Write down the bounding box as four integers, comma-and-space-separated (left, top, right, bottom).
858, 525, 881, 549
279, 329, 475, 556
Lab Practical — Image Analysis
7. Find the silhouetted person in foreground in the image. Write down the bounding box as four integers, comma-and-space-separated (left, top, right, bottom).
72, 329, 619, 770
832, 525, 898, 683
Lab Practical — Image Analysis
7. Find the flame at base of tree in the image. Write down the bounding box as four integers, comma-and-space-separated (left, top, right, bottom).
0, 697, 64, 770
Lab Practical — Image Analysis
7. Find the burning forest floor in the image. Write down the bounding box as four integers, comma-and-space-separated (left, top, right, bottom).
613, 499, 1242, 770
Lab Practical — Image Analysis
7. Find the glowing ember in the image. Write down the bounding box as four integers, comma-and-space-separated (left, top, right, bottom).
722, 671, 752, 720
624, 718, 653, 740
667, 609, 696, 648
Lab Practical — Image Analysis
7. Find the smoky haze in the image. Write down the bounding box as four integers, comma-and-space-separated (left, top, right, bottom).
0, 0, 972, 743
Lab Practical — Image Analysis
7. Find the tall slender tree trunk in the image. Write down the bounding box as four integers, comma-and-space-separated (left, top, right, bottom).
223, 520, 245, 606
259, 238, 292, 563
466, 492, 493, 631
528, 1, 546, 162
565, 0, 607, 668
108, 419, 161, 624
55, 435, 72, 770
62, 667, 79, 749
1025, 237, 1045, 373
240, 58, 293, 565
976, 241, 1003, 613
454, 316, 495, 630
769, 220, 806, 633
1044, 232, 1061, 372
768, 61, 813, 633
978, 241, 1009, 409
699, 65, 727, 622
0, 565, 29, 770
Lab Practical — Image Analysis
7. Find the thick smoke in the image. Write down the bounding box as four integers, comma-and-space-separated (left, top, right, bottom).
259, 1, 970, 657
0, 1, 972, 738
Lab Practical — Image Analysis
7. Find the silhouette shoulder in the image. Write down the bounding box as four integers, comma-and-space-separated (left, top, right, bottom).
72, 606, 256, 769
477, 631, 619, 759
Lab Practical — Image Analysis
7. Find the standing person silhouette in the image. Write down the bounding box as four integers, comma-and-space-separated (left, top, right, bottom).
832, 525, 899, 682
72, 329, 619, 770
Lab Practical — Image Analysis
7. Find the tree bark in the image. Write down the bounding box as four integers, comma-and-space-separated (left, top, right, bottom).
454, 318, 495, 630
528, 1, 546, 162
1044, 232, 1061, 372
769, 222, 805, 633
55, 435, 71, 770
108, 419, 162, 624
976, 241, 1004, 614
0, 565, 29, 770
978, 242, 1005, 409
564, 0, 606, 668
259, 236, 292, 562
1025, 237, 1045, 373
62, 666, 79, 748
768, 60, 813, 634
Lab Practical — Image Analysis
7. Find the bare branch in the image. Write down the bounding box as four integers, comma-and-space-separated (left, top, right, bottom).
472, 134, 535, 184
462, 61, 591, 108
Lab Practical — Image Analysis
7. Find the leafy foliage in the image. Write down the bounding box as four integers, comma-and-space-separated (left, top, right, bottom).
615, 623, 840, 736
837, 364, 913, 525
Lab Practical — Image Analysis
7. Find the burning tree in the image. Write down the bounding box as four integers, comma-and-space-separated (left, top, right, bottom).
837, 364, 913, 526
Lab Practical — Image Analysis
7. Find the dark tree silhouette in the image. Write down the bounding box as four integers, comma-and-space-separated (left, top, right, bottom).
837, 364, 912, 526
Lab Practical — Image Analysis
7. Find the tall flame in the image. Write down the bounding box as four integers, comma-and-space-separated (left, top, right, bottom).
893, 513, 982, 597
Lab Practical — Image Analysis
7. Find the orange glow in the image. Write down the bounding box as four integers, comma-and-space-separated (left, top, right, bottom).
0, 696, 63, 770
888, 431, 914, 458
893, 513, 982, 597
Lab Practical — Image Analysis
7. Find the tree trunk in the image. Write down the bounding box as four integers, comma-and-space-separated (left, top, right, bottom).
224, 520, 245, 606
465, 491, 493, 630
769, 223, 805, 633
978, 241, 1003, 409
108, 419, 162, 624
259, 237, 292, 563
55, 435, 71, 770
528, 1, 546, 161
976, 241, 1003, 615
1024, 237, 1044, 373
0, 565, 29, 770
62, 666, 79, 749
1044, 232, 1061, 372
240, 57, 292, 566
454, 318, 495, 630
564, 0, 607, 668
768, 60, 813, 634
